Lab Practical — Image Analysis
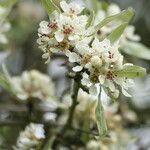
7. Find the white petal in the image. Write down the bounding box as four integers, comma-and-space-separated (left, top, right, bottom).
107, 4, 121, 16
39, 21, 48, 27
42, 53, 49, 59
72, 66, 83, 72
81, 73, 91, 87
122, 88, 132, 97
99, 75, 105, 84
92, 38, 100, 49
70, 2, 84, 14
107, 80, 115, 92
50, 48, 59, 53
68, 52, 80, 63
45, 57, 50, 64
60, 1, 69, 13
69, 35, 79, 41
55, 31, 64, 42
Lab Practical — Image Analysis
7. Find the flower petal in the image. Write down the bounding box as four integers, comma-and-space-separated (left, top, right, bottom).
72, 66, 83, 72
55, 31, 64, 42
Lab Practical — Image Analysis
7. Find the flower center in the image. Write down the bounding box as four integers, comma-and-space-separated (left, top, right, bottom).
70, 8, 75, 14
108, 51, 114, 59
89, 69, 100, 83
48, 22, 57, 29
63, 25, 74, 35
80, 54, 92, 65
56, 41, 69, 50
106, 70, 114, 80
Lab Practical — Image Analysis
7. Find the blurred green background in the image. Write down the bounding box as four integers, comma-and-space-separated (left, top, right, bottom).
0, 0, 150, 149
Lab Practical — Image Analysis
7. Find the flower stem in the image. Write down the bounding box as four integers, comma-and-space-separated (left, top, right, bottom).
51, 78, 80, 149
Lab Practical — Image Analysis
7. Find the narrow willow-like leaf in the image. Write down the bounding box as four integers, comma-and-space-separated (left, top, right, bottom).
86, 10, 95, 28
103, 87, 117, 101
115, 65, 146, 78
121, 41, 150, 60
95, 99, 108, 137
2, 63, 11, 82
41, 0, 61, 15
0, 73, 12, 92
95, 7, 134, 32
107, 22, 128, 44
53, 0, 61, 8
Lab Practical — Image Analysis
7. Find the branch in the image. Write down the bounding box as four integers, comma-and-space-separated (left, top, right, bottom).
62, 80, 80, 131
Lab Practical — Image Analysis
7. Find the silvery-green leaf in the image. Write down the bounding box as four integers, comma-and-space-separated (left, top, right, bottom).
115, 65, 146, 78
41, 0, 61, 15
0, 64, 13, 93
52, 0, 61, 8
0, 73, 11, 92
95, 7, 134, 32
86, 10, 95, 28
107, 22, 128, 44
121, 41, 150, 60
95, 99, 108, 137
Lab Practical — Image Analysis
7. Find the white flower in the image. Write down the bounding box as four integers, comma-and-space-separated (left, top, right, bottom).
10, 70, 55, 101
60, 0, 84, 16
81, 73, 99, 96
86, 140, 100, 150
78, 38, 134, 98
107, 3, 121, 16
55, 14, 87, 42
114, 76, 134, 97
14, 123, 45, 150
37, 2, 88, 63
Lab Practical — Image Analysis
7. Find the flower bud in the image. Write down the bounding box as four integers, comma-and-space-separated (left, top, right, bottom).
91, 56, 102, 68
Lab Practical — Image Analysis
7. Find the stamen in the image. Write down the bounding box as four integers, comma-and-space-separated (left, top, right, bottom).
48, 22, 57, 29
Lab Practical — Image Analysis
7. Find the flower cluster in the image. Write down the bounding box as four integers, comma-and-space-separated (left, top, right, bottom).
37, 1, 92, 63
94, 3, 140, 44
10, 70, 55, 101
14, 123, 45, 150
37, 1, 138, 98
72, 38, 134, 97
0, 6, 11, 44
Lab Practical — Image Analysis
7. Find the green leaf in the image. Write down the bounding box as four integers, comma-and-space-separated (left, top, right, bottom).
86, 10, 95, 28
95, 7, 134, 32
95, 99, 108, 137
52, 0, 61, 8
0, 73, 11, 92
107, 22, 128, 44
98, 1, 109, 11
0, 64, 13, 93
41, 0, 61, 15
43, 136, 55, 150
121, 41, 150, 60
103, 87, 118, 101
115, 65, 146, 78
